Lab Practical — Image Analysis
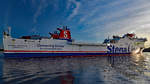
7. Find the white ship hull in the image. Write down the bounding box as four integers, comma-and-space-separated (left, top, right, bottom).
2, 27, 147, 58
3, 36, 146, 58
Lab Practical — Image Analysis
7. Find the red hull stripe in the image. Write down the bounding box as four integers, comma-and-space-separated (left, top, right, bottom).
4, 50, 106, 53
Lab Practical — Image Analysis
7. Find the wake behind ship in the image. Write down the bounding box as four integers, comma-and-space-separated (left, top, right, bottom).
3, 26, 147, 58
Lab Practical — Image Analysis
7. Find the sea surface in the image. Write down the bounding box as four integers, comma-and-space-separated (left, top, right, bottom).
0, 52, 150, 84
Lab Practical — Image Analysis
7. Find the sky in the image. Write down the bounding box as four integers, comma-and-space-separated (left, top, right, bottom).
0, 0, 150, 48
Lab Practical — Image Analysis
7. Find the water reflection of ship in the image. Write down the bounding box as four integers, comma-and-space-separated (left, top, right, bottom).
3, 55, 149, 84
107, 54, 147, 80
60, 71, 74, 84
2, 58, 77, 84
2, 57, 110, 84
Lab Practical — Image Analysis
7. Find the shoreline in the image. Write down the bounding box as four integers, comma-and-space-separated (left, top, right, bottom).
143, 47, 150, 52
0, 49, 3, 51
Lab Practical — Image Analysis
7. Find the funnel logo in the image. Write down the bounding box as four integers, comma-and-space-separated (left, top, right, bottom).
107, 45, 130, 53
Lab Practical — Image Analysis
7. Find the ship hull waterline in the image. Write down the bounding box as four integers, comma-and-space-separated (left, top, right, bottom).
4, 52, 131, 58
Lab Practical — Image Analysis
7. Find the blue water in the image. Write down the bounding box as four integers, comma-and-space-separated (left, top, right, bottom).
0, 52, 150, 84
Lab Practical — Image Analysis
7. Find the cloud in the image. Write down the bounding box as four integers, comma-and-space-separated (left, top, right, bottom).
22, 0, 150, 46
82, 1, 149, 36
31, 0, 60, 23
65, 0, 150, 46
22, 0, 27, 5
30, 27, 38, 34
67, 0, 81, 21
33, 0, 48, 23
79, 0, 130, 23
22, 0, 48, 23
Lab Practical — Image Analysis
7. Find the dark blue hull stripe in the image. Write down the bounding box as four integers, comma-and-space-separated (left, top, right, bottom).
4, 53, 130, 58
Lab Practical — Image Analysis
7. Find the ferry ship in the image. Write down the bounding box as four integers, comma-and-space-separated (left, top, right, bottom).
3, 26, 147, 58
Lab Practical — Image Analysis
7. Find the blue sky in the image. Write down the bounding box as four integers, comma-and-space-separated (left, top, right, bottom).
0, 0, 150, 48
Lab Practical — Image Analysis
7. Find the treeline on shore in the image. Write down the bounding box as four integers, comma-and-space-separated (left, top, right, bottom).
143, 47, 150, 52
0, 49, 3, 51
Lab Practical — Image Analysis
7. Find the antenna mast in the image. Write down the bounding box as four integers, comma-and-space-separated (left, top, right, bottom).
8, 26, 11, 36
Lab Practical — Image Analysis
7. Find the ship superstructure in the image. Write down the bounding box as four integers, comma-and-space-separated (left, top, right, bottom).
3, 26, 147, 58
